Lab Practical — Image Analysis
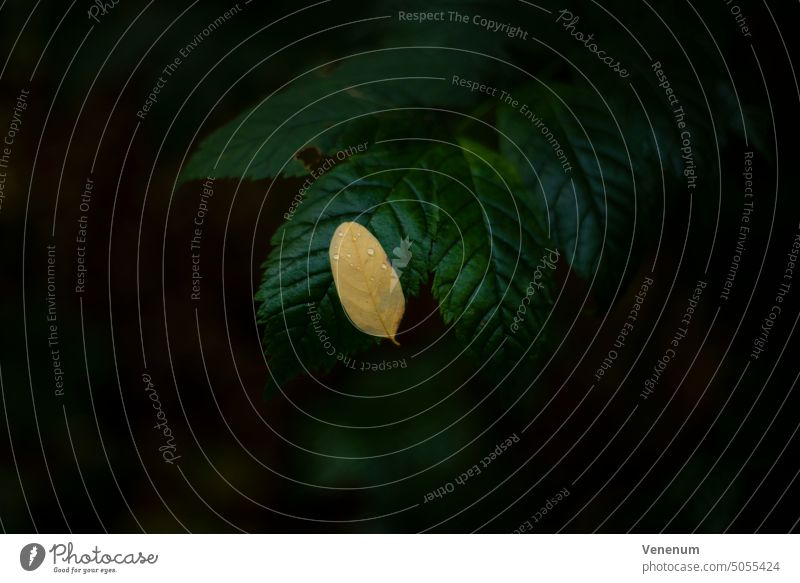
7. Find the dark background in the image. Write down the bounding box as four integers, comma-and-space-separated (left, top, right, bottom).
1, 0, 799, 533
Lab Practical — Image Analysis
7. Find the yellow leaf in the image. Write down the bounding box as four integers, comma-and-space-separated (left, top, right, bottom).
329, 222, 405, 345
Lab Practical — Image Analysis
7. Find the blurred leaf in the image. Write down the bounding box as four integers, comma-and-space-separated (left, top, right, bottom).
181, 49, 491, 182
497, 84, 659, 303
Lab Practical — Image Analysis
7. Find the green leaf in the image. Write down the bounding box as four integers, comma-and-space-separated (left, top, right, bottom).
181, 49, 491, 183
497, 84, 659, 304
256, 142, 440, 386
257, 135, 559, 385
431, 138, 558, 367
